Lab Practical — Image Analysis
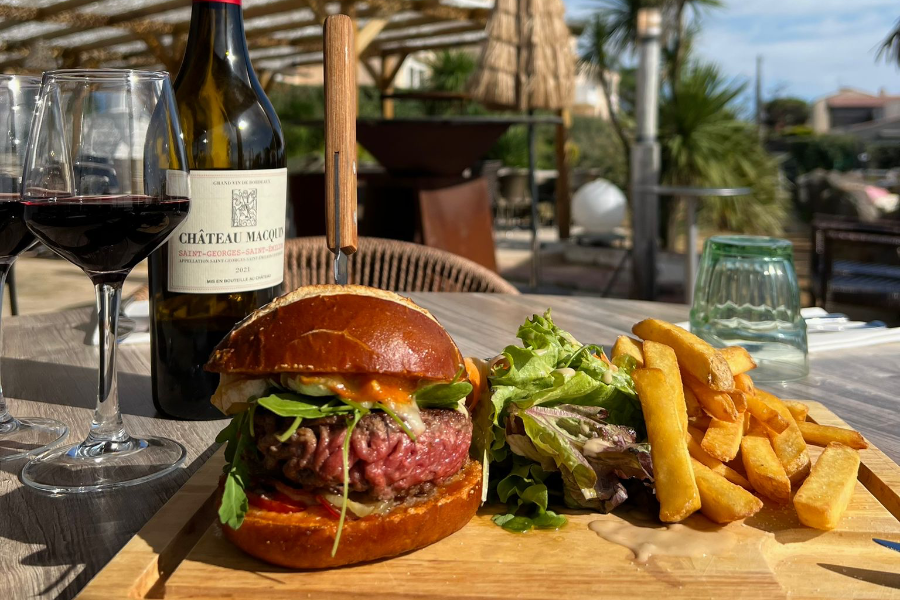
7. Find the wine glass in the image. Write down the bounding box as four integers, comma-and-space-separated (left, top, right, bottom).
19, 70, 190, 493
0, 74, 68, 462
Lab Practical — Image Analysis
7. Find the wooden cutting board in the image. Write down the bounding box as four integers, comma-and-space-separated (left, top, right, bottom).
75, 402, 900, 600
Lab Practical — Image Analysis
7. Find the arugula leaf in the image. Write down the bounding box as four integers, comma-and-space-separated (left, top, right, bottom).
218, 411, 254, 529
414, 364, 473, 409
220, 471, 249, 529
276, 416, 303, 443
257, 393, 353, 418
376, 402, 416, 441
332, 409, 363, 557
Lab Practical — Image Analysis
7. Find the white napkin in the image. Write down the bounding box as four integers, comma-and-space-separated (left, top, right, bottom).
90, 300, 151, 346
675, 307, 900, 354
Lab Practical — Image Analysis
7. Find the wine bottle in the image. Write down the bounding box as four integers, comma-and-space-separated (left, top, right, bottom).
149, 0, 286, 420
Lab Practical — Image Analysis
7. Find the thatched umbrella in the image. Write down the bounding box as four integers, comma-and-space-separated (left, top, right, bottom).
468, 0, 575, 287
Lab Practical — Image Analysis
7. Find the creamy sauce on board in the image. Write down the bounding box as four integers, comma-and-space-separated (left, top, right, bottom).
588, 512, 739, 563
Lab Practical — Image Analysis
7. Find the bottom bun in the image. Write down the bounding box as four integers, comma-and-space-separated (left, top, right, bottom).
219, 459, 483, 569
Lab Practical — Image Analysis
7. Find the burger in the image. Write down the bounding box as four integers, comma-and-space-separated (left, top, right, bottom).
206, 285, 483, 568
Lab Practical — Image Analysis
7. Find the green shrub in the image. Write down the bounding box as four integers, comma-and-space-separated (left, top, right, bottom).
781, 135, 860, 177
867, 144, 900, 169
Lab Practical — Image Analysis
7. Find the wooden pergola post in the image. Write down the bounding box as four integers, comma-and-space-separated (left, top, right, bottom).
379, 53, 407, 119
555, 108, 571, 239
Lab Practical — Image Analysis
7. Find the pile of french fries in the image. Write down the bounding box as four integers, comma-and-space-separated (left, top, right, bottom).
612, 319, 867, 531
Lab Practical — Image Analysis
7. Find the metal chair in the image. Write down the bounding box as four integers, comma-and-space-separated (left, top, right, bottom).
284, 236, 520, 294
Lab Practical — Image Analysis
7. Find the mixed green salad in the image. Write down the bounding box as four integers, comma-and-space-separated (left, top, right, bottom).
473, 310, 653, 532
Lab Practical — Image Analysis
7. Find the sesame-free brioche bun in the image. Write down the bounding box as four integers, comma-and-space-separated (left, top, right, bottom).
218, 459, 482, 569
206, 285, 463, 380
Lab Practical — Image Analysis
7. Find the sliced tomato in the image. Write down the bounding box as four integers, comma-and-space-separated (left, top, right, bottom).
315, 494, 341, 519
246, 491, 306, 514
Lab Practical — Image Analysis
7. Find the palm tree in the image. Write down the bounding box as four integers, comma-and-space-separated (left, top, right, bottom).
579, 15, 632, 156
878, 18, 900, 67
663, 0, 722, 88
660, 63, 788, 234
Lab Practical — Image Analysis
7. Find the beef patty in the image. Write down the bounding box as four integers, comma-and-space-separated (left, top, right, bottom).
255, 408, 472, 500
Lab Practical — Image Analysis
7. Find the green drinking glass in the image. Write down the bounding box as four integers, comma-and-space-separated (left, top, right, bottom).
689, 235, 808, 383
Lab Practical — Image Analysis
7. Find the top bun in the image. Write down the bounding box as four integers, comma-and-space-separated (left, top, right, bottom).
206, 285, 463, 380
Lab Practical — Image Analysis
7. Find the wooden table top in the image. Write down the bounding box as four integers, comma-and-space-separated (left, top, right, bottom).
2, 293, 899, 600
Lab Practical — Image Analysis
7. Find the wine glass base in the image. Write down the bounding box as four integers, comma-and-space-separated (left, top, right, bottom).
20, 435, 186, 494
0, 417, 68, 463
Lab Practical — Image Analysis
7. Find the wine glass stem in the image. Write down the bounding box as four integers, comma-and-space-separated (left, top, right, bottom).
0, 260, 11, 430
87, 280, 128, 444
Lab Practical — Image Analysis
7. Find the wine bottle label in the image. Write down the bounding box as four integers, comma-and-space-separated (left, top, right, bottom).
167, 168, 286, 293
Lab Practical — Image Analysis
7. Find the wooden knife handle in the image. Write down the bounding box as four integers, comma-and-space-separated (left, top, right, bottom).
324, 14, 358, 254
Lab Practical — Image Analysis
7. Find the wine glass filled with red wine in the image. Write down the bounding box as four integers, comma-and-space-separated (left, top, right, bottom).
19, 70, 190, 493
0, 75, 69, 462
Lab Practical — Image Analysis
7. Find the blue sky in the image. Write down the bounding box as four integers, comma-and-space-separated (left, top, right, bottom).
567, 0, 900, 101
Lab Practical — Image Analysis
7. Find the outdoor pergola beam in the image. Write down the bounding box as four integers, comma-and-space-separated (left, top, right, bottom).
356, 18, 389, 55
377, 52, 408, 118
0, 0, 101, 33
0, 0, 488, 69
0, 0, 492, 72
277, 26, 484, 68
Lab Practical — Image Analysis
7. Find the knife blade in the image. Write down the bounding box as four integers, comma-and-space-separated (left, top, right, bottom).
874, 538, 900, 553
332, 152, 347, 285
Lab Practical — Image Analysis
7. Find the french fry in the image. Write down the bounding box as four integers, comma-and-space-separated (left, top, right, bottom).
797, 421, 868, 450
642, 341, 687, 432
733, 373, 754, 395
611, 336, 644, 367
632, 319, 734, 391
729, 389, 748, 413
745, 392, 790, 435
683, 384, 704, 420
720, 346, 757, 375
687, 427, 752, 489
632, 368, 701, 522
793, 443, 860, 530
701, 416, 744, 462
741, 430, 791, 504
691, 414, 712, 431
691, 458, 763, 523
682, 372, 739, 422
782, 400, 809, 422
756, 390, 811, 483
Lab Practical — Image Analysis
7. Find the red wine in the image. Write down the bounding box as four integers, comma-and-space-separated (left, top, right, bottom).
23, 195, 190, 283
0, 194, 34, 258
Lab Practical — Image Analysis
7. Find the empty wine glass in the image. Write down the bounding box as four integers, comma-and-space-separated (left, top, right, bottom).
0, 74, 68, 462
19, 70, 190, 492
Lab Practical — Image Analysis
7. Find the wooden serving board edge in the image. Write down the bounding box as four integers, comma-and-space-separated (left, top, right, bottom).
74, 401, 900, 600
76, 450, 226, 600
805, 401, 900, 523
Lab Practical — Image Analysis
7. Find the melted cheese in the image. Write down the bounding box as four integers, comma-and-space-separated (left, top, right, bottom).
211, 375, 268, 415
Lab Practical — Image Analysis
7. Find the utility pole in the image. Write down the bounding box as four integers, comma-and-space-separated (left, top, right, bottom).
756, 55, 764, 141
630, 8, 662, 300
